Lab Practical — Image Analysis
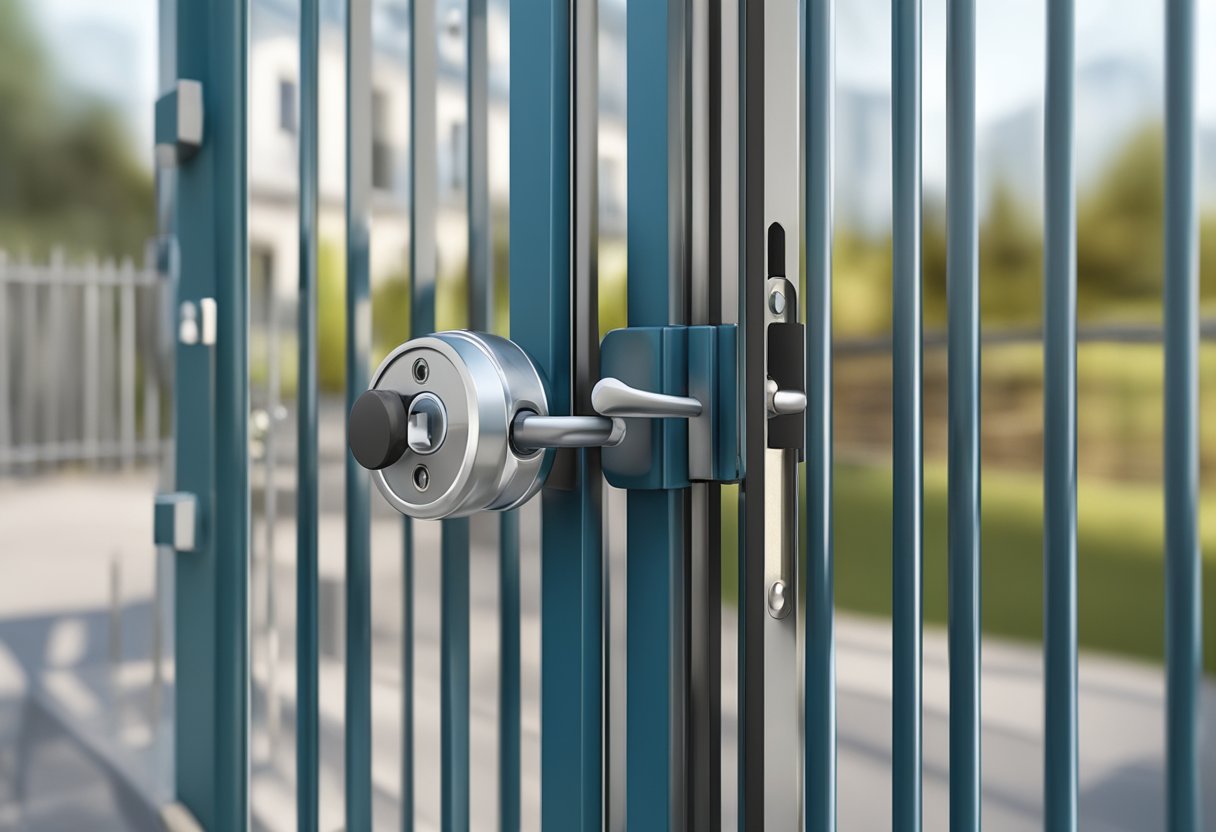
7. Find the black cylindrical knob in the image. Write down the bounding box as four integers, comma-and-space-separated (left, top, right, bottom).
349, 389, 409, 470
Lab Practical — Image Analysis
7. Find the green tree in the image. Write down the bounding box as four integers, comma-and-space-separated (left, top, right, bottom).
1078, 126, 1165, 310
0, 0, 153, 258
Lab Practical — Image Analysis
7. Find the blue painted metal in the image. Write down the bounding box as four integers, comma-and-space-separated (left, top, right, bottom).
510, 1, 602, 829
1164, 1, 1202, 829
599, 325, 739, 489
1043, 1, 1077, 829
946, 0, 981, 827
171, 0, 249, 827
892, 0, 923, 828
153, 492, 198, 550
344, 0, 373, 827
401, 518, 415, 832
498, 508, 521, 832
626, 0, 686, 828
468, 0, 520, 817
296, 0, 320, 827
805, 0, 836, 828
441, 518, 471, 832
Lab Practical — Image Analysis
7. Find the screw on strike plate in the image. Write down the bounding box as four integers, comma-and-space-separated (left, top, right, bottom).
769, 289, 787, 316
767, 580, 787, 616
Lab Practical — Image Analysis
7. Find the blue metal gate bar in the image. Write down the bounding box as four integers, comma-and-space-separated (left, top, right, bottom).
1043, 0, 1078, 828
804, 0, 836, 828
510, 1, 604, 828
344, 0, 373, 826
296, 0, 320, 827
1164, 0, 1202, 828
467, 0, 492, 333
946, 0, 981, 827
441, 516, 471, 832
463, 1, 501, 829
405, 0, 438, 826
891, 0, 923, 828
626, 1, 688, 828
498, 507, 521, 832
171, 0, 250, 827
435, 1, 474, 826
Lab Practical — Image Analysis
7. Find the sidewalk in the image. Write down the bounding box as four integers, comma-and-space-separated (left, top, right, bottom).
0, 472, 1212, 831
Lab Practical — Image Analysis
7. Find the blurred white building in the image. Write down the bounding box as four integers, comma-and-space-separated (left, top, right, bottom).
248, 0, 628, 304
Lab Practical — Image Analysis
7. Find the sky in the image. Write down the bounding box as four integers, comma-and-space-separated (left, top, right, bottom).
23, 0, 1216, 182
839, 0, 1216, 122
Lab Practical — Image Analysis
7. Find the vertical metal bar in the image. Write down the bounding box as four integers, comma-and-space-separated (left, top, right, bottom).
1164, 0, 1202, 829
84, 263, 100, 464
690, 0, 722, 827
438, 1, 499, 826
400, 519, 415, 832
405, 1, 438, 827
23, 263, 41, 468
441, 518, 470, 832
1043, 0, 1077, 829
946, 0, 981, 827
740, 0, 764, 827
48, 250, 66, 467
573, 0, 605, 827
99, 263, 114, 465
463, 0, 520, 826
0, 253, 8, 473
740, 0, 802, 826
173, 0, 249, 824
805, 0, 835, 827
121, 263, 138, 467
142, 249, 161, 463
344, 0, 373, 826
296, 0, 320, 826
467, 0, 491, 335
510, 0, 603, 827
892, 0, 922, 828
498, 507, 521, 832
627, 0, 694, 828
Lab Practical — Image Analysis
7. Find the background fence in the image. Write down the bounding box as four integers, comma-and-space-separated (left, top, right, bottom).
0, 249, 168, 474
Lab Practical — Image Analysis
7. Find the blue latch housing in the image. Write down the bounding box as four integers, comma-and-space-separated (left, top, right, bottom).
599, 324, 740, 490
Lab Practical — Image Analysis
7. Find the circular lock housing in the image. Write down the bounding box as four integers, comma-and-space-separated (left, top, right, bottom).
360, 331, 550, 520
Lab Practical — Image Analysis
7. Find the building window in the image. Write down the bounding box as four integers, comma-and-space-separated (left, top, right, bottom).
372, 89, 393, 191
278, 78, 297, 135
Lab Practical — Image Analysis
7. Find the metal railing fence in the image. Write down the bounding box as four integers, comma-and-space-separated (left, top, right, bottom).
0, 249, 167, 475
161, 0, 1207, 830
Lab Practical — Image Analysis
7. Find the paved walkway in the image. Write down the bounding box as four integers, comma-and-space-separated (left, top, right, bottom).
0, 472, 1212, 831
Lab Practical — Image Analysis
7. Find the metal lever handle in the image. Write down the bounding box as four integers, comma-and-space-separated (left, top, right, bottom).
511, 412, 626, 451
766, 380, 807, 416
591, 377, 703, 418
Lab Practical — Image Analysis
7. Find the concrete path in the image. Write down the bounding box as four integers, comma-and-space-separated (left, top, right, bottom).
0, 472, 1213, 831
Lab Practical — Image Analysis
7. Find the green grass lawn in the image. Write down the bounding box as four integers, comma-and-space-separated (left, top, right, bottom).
723, 462, 1216, 673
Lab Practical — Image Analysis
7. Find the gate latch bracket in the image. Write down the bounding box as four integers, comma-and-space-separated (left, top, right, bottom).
154, 492, 200, 553
155, 79, 204, 168
597, 325, 740, 490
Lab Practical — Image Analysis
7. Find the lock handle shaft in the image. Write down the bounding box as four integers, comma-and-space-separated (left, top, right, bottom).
511, 413, 626, 451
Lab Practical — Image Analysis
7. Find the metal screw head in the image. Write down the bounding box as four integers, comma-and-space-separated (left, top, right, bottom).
413, 465, 430, 492
767, 580, 787, 615
412, 358, 429, 383
769, 290, 787, 316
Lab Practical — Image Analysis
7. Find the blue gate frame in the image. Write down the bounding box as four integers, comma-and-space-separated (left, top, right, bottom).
157, 0, 1205, 829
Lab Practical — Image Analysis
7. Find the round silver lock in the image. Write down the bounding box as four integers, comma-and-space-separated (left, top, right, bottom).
352, 331, 550, 520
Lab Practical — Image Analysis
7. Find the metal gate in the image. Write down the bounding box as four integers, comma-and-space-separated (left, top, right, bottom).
151, 0, 1205, 830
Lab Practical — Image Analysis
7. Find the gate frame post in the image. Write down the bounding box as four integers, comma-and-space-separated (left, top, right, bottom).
170, 0, 250, 827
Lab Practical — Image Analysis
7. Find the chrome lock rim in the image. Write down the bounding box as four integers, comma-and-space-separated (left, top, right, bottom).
362, 331, 550, 520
